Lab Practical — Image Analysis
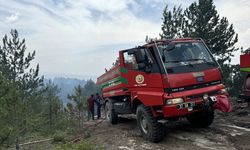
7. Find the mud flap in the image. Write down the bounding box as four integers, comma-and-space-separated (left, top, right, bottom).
213, 95, 232, 113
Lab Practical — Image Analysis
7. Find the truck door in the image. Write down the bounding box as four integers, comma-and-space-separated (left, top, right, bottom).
121, 47, 164, 91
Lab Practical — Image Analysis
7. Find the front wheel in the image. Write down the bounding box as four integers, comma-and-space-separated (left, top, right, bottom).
105, 101, 118, 124
136, 104, 165, 142
187, 110, 214, 128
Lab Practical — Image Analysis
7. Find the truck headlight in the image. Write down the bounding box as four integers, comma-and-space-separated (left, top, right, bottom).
166, 98, 184, 105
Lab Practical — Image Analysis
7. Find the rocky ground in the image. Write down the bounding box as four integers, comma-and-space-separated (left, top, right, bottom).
84, 102, 250, 150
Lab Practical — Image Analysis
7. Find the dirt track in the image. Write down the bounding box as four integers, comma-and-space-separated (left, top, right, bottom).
86, 103, 250, 150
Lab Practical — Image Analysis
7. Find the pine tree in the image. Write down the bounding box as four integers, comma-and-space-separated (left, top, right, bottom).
0, 29, 43, 143
0, 29, 43, 90
83, 79, 99, 97
161, 5, 184, 39
0, 74, 18, 146
67, 85, 86, 129
42, 81, 63, 130
160, 5, 185, 39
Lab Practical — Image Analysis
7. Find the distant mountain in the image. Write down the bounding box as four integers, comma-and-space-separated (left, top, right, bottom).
44, 77, 87, 104
44, 73, 97, 81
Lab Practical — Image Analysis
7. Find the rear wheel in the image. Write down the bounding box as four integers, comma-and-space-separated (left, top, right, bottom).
136, 104, 165, 142
105, 101, 118, 124
245, 76, 250, 90
187, 110, 214, 128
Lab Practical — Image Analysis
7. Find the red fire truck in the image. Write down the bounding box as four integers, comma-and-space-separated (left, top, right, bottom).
239, 54, 250, 106
96, 38, 232, 142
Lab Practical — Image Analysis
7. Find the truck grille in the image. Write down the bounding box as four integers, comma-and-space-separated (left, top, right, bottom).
165, 80, 221, 93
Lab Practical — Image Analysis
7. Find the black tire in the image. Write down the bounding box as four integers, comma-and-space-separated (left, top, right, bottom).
105, 101, 118, 125
187, 110, 214, 128
136, 104, 165, 142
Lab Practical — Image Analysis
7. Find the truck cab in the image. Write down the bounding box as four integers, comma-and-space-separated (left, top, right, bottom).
96, 38, 231, 142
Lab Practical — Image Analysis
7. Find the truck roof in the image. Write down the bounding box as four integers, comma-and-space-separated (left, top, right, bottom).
121, 38, 203, 52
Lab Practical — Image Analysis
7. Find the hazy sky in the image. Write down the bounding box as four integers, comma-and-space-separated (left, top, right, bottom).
0, 0, 249, 79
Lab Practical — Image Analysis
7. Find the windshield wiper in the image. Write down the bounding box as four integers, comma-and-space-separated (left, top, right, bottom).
185, 58, 215, 66
185, 58, 205, 62
165, 60, 182, 63
165, 60, 194, 67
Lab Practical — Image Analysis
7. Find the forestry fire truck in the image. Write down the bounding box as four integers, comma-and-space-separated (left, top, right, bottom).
239, 54, 250, 106
96, 38, 232, 142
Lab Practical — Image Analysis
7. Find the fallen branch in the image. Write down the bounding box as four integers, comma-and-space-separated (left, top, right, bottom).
69, 118, 105, 144
19, 138, 53, 146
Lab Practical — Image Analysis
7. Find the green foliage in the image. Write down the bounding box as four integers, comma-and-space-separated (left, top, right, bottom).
83, 79, 99, 97
67, 85, 86, 129
40, 81, 65, 132
161, 5, 184, 39
0, 29, 43, 90
55, 140, 103, 150
66, 79, 99, 130
0, 30, 76, 148
68, 85, 86, 110
53, 131, 67, 143
0, 29, 44, 146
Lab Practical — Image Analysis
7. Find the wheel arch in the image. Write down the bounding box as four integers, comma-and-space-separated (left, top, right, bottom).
244, 74, 250, 90
104, 98, 112, 109
131, 98, 143, 114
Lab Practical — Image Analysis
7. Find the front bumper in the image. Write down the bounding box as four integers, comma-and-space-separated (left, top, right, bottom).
162, 94, 232, 118
162, 99, 203, 118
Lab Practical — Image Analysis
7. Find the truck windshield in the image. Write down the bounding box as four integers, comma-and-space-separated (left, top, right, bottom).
157, 42, 217, 74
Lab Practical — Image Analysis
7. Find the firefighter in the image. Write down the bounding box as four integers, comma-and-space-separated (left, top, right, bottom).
95, 93, 102, 119
87, 94, 95, 121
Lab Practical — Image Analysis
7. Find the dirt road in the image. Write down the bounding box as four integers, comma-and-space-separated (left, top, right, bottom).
86, 104, 250, 150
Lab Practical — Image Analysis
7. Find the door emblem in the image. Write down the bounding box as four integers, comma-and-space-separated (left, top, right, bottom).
135, 74, 144, 84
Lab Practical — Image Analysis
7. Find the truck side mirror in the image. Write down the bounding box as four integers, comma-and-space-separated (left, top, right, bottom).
128, 48, 151, 73
128, 48, 145, 63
